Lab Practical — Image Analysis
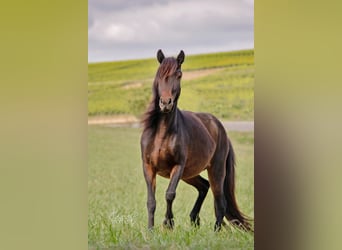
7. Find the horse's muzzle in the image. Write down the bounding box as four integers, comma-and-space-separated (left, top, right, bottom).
159, 97, 174, 113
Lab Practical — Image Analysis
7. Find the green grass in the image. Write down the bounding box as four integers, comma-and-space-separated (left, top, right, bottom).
88, 49, 254, 120
88, 126, 254, 249
179, 65, 254, 120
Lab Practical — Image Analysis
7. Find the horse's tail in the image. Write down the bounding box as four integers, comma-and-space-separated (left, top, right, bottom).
224, 139, 253, 231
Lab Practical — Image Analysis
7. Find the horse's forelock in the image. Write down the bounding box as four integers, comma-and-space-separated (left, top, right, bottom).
157, 58, 178, 79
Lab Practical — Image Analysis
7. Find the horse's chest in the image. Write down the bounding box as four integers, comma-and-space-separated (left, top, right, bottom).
150, 145, 170, 167
149, 136, 177, 170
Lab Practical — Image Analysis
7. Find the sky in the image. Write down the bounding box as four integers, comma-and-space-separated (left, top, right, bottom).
88, 0, 254, 62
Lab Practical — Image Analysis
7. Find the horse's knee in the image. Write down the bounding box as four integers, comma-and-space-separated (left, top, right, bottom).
165, 191, 176, 202
147, 199, 156, 213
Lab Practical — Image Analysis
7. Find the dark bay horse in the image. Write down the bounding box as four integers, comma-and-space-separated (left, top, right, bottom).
140, 49, 252, 231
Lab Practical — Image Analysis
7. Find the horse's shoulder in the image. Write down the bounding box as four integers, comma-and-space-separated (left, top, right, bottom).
140, 128, 154, 150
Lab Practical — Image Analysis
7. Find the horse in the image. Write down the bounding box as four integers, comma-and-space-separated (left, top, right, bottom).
140, 49, 252, 232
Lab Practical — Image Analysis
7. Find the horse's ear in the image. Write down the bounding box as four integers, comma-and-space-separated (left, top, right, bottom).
157, 49, 165, 64
177, 50, 185, 65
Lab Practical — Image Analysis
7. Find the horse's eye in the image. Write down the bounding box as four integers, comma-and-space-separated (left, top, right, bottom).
176, 71, 182, 79
172, 85, 179, 94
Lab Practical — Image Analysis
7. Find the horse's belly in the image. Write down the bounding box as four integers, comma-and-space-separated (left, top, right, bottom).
156, 149, 213, 180
149, 125, 215, 180
182, 163, 208, 179
153, 145, 214, 180
155, 160, 207, 180
183, 139, 215, 178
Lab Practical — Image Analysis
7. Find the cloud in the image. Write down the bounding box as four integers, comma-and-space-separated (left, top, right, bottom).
88, 0, 254, 62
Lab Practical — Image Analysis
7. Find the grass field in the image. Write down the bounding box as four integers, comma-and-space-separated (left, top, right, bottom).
88, 49, 254, 120
88, 126, 254, 249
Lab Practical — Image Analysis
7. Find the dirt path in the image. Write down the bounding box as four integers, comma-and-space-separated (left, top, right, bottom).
88, 115, 139, 125
221, 121, 254, 132
88, 115, 253, 131
182, 67, 226, 81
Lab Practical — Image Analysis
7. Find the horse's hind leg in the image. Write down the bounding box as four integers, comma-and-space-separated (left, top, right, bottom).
183, 175, 209, 227
207, 165, 227, 231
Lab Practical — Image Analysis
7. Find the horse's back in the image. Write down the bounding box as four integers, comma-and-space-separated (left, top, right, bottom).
182, 111, 227, 143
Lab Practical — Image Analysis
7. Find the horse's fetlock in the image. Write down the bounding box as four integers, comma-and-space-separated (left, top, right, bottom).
165, 191, 176, 202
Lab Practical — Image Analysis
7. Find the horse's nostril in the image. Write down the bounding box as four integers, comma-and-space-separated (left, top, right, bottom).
160, 98, 172, 106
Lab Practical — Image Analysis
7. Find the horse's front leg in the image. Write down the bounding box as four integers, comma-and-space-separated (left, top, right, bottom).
143, 163, 156, 229
163, 164, 184, 229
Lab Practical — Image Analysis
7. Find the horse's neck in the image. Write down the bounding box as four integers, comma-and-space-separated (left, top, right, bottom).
157, 108, 179, 138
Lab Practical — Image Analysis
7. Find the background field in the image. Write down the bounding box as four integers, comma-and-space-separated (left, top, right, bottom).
88, 49, 254, 121
88, 126, 254, 249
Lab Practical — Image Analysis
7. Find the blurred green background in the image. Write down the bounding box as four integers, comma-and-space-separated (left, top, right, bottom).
88, 49, 254, 120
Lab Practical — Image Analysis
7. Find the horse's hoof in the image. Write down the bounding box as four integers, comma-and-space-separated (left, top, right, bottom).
190, 215, 200, 227
163, 218, 174, 229
214, 223, 222, 232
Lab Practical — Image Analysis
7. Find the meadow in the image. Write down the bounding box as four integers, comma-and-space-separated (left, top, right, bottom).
88, 126, 254, 249
88, 49, 254, 249
88, 49, 254, 120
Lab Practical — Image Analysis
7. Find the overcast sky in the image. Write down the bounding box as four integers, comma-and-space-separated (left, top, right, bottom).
88, 0, 254, 62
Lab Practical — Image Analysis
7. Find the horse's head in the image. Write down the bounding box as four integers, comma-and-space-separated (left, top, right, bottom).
154, 49, 185, 113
